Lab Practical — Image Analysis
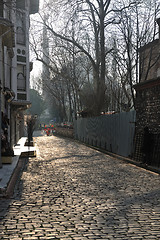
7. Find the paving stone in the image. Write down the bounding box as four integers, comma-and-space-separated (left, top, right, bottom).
0, 135, 160, 239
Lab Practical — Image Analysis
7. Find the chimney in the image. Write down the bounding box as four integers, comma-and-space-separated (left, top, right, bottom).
156, 18, 160, 39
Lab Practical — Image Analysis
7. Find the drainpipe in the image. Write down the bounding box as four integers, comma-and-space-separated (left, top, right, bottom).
0, 90, 1, 168
0, 37, 2, 168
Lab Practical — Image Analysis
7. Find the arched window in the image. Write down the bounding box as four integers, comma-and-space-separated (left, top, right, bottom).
16, 11, 25, 45
17, 64, 26, 91
16, 26, 25, 44
17, 73, 26, 91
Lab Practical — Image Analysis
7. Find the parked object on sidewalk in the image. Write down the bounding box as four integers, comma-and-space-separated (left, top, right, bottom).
1, 113, 14, 159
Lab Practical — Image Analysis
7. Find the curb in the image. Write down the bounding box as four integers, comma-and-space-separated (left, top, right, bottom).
76, 140, 160, 175
51, 135, 160, 175
0, 158, 27, 198
0, 138, 37, 198
5, 158, 24, 198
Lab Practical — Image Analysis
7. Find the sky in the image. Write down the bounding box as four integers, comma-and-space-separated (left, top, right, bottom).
30, 0, 44, 85
40, 0, 44, 8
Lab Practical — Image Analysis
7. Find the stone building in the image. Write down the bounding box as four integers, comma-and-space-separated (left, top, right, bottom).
134, 19, 160, 166
0, 0, 39, 167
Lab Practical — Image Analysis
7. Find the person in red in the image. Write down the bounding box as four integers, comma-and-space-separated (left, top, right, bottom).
46, 128, 50, 136
51, 124, 55, 135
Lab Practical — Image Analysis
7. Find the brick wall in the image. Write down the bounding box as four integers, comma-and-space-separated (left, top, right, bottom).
55, 127, 74, 139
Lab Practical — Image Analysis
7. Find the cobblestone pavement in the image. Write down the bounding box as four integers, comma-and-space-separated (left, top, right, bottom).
0, 135, 160, 240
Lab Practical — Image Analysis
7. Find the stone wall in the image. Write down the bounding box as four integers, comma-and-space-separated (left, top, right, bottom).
55, 127, 74, 139
134, 19, 160, 167
134, 79, 160, 167
135, 78, 160, 134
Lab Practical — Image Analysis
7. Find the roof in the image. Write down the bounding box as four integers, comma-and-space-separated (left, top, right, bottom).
138, 39, 159, 52
134, 77, 160, 91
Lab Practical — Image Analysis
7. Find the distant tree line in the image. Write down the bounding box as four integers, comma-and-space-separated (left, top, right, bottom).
27, 89, 45, 117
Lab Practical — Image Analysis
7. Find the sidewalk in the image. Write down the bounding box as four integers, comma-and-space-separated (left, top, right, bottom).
0, 137, 36, 197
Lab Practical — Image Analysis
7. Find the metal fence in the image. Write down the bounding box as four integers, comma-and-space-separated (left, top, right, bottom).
74, 110, 136, 158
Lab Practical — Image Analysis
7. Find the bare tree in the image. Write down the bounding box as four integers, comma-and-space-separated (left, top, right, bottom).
30, 0, 160, 118
105, 0, 160, 110
31, 0, 126, 115
30, 15, 94, 121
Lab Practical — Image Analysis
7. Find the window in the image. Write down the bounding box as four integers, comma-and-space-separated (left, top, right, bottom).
16, 0, 25, 10
16, 11, 25, 45
17, 93, 26, 100
17, 64, 26, 91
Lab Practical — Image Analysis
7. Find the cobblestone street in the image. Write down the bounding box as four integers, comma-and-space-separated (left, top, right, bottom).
0, 135, 160, 239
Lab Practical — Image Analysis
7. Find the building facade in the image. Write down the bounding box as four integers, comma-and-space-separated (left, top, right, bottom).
134, 19, 160, 167
0, 0, 39, 167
